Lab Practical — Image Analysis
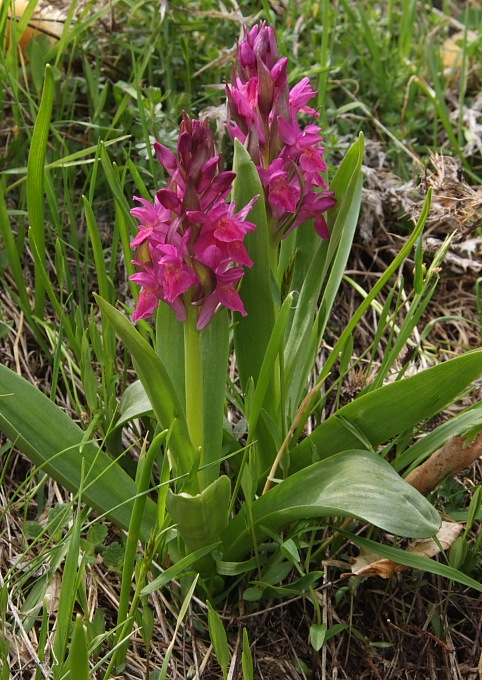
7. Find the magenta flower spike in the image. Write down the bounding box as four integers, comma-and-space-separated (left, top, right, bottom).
227, 22, 336, 241
130, 113, 257, 329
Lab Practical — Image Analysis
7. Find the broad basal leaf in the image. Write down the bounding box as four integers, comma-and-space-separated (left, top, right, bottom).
222, 450, 441, 561
167, 475, 231, 572
167, 475, 231, 555
0, 365, 157, 541
289, 349, 482, 474
118, 379, 153, 427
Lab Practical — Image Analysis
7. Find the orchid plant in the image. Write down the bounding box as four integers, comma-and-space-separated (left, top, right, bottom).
1, 22, 482, 607
92, 24, 451, 567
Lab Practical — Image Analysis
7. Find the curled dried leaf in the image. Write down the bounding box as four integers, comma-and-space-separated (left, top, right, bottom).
406, 431, 482, 496
351, 522, 464, 578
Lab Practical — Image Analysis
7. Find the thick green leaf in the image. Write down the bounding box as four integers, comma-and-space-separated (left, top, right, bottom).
95, 296, 198, 486
280, 191, 433, 453
232, 140, 277, 413
0, 365, 157, 541
284, 134, 364, 408
310, 624, 327, 652
280, 220, 320, 305
315, 141, 364, 336
289, 349, 482, 473
167, 475, 231, 555
155, 304, 185, 408
118, 380, 153, 427
246, 292, 294, 440
119, 311, 232, 487
222, 450, 441, 561
241, 293, 294, 474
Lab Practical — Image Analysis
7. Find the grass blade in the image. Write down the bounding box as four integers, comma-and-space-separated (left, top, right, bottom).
159, 575, 199, 680
27, 63, 54, 317
67, 615, 90, 680
208, 602, 230, 680
53, 492, 83, 667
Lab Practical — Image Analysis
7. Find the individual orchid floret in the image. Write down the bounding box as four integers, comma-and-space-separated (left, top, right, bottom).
157, 242, 198, 304
197, 264, 247, 331
130, 195, 171, 248
188, 197, 257, 270
130, 113, 257, 330
130, 260, 165, 322
290, 191, 336, 240
258, 159, 301, 217
289, 78, 319, 118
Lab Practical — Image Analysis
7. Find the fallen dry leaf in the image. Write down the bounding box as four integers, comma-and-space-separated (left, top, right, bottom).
6, 0, 64, 51
351, 521, 464, 578
45, 571, 62, 615
406, 431, 482, 497
442, 30, 479, 75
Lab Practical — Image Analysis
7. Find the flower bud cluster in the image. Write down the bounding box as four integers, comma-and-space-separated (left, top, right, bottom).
130, 113, 257, 330
226, 22, 336, 239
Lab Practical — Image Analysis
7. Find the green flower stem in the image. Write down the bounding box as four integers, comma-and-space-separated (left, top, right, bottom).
184, 304, 204, 487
